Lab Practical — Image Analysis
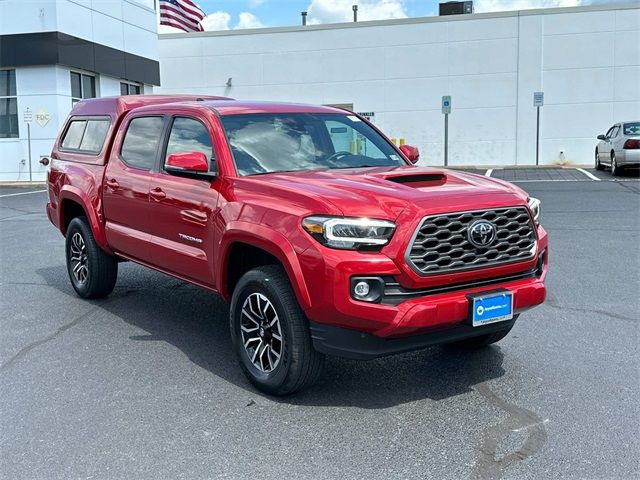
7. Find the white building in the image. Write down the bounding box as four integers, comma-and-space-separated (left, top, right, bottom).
157, 3, 640, 167
0, 0, 159, 181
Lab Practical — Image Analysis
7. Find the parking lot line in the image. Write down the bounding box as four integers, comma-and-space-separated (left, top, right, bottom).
0, 189, 47, 198
576, 168, 601, 181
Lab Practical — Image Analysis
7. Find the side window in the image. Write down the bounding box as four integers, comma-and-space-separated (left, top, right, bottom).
605, 126, 616, 138
121, 116, 164, 170
165, 117, 214, 170
60, 118, 111, 154
610, 126, 619, 138
61, 121, 87, 150
80, 120, 110, 152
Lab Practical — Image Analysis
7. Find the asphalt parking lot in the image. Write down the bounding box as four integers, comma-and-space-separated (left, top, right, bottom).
1, 170, 639, 479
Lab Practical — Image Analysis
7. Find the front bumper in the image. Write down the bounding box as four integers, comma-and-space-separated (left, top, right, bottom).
299, 225, 548, 340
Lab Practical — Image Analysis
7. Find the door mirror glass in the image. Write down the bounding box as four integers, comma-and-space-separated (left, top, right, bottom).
166, 152, 209, 173
399, 144, 420, 164
597, 134, 606, 140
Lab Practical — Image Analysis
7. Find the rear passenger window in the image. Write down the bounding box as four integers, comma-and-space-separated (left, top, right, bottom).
60, 117, 110, 154
121, 116, 164, 170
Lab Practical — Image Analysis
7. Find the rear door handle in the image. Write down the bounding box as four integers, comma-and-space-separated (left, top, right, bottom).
150, 187, 166, 200
105, 179, 120, 190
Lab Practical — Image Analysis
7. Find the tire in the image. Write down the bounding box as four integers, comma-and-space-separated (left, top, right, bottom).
595, 150, 604, 170
65, 216, 118, 299
230, 265, 325, 396
448, 323, 514, 348
610, 151, 621, 176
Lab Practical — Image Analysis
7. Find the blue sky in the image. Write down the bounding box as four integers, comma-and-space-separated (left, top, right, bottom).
160, 0, 637, 31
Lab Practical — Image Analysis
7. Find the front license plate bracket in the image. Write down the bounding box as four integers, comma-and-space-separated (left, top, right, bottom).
467, 289, 514, 327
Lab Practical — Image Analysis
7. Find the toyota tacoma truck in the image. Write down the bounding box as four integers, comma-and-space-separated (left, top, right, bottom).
45, 95, 547, 395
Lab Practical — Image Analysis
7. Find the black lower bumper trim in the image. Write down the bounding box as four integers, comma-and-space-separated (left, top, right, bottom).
310, 317, 518, 360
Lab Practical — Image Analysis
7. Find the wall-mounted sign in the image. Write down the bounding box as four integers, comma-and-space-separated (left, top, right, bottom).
23, 108, 33, 123
356, 111, 375, 121
533, 92, 544, 107
35, 109, 51, 128
442, 96, 452, 114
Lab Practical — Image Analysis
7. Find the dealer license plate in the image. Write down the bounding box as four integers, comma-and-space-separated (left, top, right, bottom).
469, 290, 514, 327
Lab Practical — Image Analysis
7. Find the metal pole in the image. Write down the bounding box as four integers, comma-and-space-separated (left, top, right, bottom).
352, 5, 358, 22
301, 11, 307, 25
535, 106, 540, 166
27, 122, 32, 183
444, 113, 449, 166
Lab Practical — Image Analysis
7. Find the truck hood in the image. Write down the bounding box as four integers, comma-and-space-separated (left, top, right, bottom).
238, 166, 529, 219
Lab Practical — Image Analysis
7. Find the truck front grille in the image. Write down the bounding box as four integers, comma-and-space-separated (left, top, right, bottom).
406, 207, 536, 275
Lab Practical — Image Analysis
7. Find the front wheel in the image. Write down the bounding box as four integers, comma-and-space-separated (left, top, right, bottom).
230, 265, 325, 396
595, 150, 604, 170
65, 216, 117, 299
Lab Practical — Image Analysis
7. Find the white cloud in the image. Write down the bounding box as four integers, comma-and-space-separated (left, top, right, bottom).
473, 0, 583, 13
196, 11, 265, 31
306, 0, 407, 25
201, 10, 232, 30
237, 12, 266, 29
248, 0, 266, 8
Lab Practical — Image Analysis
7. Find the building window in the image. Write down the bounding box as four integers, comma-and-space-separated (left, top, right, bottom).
0, 69, 18, 139
120, 81, 142, 95
71, 72, 96, 105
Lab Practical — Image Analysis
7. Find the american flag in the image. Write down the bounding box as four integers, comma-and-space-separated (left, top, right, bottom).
159, 0, 205, 32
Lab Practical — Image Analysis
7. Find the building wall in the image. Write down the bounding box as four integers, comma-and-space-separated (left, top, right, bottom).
0, 0, 158, 61
0, 0, 157, 182
157, 3, 640, 167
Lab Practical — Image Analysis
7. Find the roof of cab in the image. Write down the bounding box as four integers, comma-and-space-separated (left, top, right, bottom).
202, 100, 348, 116
70, 94, 233, 118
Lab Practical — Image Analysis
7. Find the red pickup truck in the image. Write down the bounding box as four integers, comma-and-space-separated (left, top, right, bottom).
45, 95, 547, 395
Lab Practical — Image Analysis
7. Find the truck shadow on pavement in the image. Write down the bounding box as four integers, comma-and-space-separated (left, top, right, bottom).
37, 263, 506, 409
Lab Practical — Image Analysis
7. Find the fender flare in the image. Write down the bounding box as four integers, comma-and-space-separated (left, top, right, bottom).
217, 221, 312, 310
58, 186, 112, 253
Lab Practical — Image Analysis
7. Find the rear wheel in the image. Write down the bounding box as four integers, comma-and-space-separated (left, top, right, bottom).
595, 150, 604, 170
65, 216, 117, 298
610, 152, 621, 176
230, 265, 325, 395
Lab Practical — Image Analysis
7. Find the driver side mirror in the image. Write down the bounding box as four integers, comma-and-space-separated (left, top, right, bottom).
399, 144, 420, 164
597, 134, 606, 140
165, 152, 216, 180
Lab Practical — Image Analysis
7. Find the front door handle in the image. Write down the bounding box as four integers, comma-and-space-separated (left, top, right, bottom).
150, 187, 166, 201
105, 178, 120, 190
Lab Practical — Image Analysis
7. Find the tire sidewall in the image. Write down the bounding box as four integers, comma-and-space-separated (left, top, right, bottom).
65, 218, 92, 297
230, 272, 293, 392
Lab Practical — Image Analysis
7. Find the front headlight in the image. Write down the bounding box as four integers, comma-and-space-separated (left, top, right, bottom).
528, 197, 541, 223
302, 216, 396, 250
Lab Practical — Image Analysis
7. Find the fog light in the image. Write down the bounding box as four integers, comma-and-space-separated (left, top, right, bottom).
350, 277, 384, 303
354, 281, 370, 297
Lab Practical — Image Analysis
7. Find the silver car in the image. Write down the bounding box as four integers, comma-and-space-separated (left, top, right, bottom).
595, 121, 640, 176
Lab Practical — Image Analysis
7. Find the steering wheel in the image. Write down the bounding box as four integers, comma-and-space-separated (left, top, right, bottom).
325, 151, 352, 163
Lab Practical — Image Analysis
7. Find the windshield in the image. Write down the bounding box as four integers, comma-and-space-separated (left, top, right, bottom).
623, 122, 640, 136
220, 113, 406, 176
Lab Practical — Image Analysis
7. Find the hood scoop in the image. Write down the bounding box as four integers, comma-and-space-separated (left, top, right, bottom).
383, 172, 447, 188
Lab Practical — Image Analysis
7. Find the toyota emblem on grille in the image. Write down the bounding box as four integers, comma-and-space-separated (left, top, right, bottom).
467, 220, 497, 248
